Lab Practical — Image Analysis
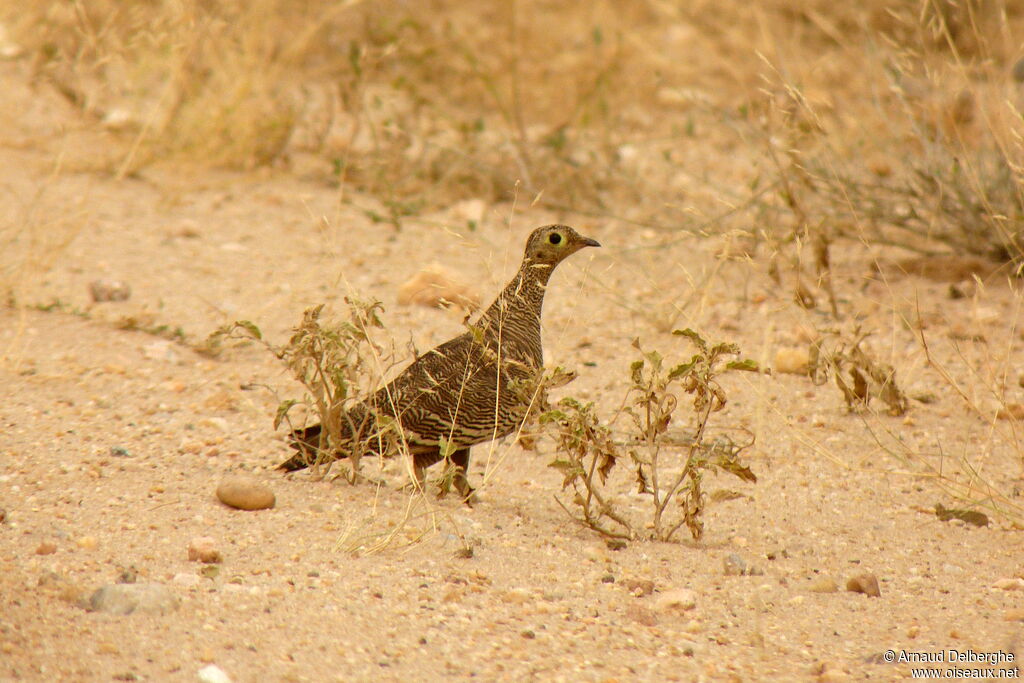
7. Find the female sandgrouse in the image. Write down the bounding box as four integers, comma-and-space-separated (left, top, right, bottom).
279, 225, 600, 500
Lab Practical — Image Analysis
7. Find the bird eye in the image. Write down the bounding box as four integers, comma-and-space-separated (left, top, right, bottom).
548, 233, 562, 245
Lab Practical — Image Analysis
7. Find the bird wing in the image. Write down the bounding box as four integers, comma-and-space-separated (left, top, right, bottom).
370, 332, 537, 448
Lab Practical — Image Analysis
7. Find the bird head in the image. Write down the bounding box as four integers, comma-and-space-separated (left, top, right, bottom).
524, 225, 601, 267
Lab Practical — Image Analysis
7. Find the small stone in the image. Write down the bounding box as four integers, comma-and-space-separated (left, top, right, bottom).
89, 583, 180, 615
188, 537, 223, 564
807, 577, 839, 593
397, 264, 480, 312
723, 553, 747, 576
520, 629, 535, 640
1003, 608, 1024, 622
0, 508, 6, 524
110, 446, 131, 457
117, 566, 138, 584
907, 625, 920, 638
625, 604, 658, 627
143, 341, 179, 362
992, 577, 1024, 591
101, 109, 137, 131
197, 664, 233, 683
774, 348, 810, 375
35, 541, 57, 555
600, 573, 615, 584
216, 475, 275, 511
815, 662, 851, 683
199, 417, 230, 432
451, 198, 487, 226
605, 538, 627, 551
89, 279, 131, 303
622, 579, 655, 596
0, 42, 24, 60
996, 404, 1024, 421
655, 588, 697, 612
173, 573, 200, 587
76, 536, 98, 551
845, 573, 881, 598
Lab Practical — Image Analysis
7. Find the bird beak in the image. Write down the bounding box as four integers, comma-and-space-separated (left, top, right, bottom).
581, 236, 601, 248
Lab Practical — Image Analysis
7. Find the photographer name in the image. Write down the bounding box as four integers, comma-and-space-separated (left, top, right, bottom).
898, 649, 1015, 667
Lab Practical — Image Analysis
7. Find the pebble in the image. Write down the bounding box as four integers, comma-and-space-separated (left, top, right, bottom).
76, 536, 98, 550
0, 508, 6, 524
35, 541, 57, 555
88, 583, 180, 615
143, 341, 179, 363
622, 579, 655, 596
625, 604, 658, 627
197, 664, 233, 683
1003, 608, 1024, 622
89, 278, 131, 302
216, 475, 275, 511
774, 348, 810, 375
188, 537, 223, 564
845, 573, 881, 598
807, 577, 839, 593
397, 264, 480, 312
996, 404, 1024, 421
173, 573, 201, 587
655, 588, 697, 612
723, 553, 747, 576
992, 577, 1024, 591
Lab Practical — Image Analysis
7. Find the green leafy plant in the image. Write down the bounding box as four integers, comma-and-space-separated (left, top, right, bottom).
542, 329, 759, 542
205, 297, 391, 481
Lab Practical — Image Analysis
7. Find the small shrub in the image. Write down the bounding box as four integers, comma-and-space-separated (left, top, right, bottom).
541, 329, 759, 542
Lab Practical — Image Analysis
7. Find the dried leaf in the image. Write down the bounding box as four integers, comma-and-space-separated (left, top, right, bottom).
234, 320, 262, 340
717, 459, 757, 483
934, 504, 989, 527
274, 399, 299, 430
725, 359, 760, 372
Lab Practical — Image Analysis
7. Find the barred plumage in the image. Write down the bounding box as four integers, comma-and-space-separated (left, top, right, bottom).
279, 225, 600, 500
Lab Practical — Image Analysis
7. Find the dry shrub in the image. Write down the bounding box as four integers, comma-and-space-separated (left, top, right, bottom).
749, 1, 1024, 280
809, 326, 909, 417
541, 330, 759, 542
206, 297, 395, 481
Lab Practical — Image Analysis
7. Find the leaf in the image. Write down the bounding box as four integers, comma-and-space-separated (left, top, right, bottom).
539, 409, 568, 424
629, 359, 644, 384
709, 489, 746, 503
233, 320, 262, 340
725, 359, 761, 372
934, 504, 989, 527
672, 328, 706, 351
668, 360, 696, 380
274, 399, 299, 429
548, 459, 585, 488
717, 459, 757, 483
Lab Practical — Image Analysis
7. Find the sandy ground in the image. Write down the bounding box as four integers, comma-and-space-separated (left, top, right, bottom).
2, 59, 1023, 683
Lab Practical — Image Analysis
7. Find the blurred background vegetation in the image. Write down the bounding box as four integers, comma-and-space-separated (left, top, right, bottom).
4, 0, 1023, 264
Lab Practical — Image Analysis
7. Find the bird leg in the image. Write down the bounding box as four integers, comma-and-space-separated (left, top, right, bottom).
410, 447, 475, 505
448, 447, 475, 505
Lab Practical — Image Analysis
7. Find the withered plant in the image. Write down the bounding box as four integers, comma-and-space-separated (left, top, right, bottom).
206, 297, 393, 482
542, 329, 758, 542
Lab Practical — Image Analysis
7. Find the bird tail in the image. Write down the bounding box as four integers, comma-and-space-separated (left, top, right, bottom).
278, 404, 381, 472
278, 423, 323, 471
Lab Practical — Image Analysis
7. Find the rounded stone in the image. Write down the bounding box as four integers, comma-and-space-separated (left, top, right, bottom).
216, 475, 275, 511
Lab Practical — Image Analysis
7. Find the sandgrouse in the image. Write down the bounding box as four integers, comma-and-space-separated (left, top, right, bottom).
279, 224, 600, 499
